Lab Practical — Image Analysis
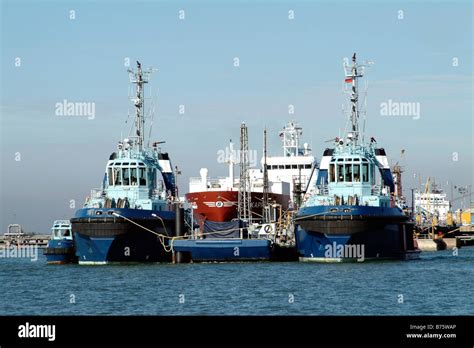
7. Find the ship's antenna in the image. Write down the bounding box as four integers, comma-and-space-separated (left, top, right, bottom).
127, 61, 157, 151
147, 118, 154, 148
146, 101, 156, 148
362, 80, 368, 144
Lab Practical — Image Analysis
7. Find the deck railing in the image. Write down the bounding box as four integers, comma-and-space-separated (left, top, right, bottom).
371, 185, 381, 196
90, 188, 105, 199
317, 184, 329, 195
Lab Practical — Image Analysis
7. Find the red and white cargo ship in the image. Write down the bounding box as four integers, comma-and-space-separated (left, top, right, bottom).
185, 121, 317, 222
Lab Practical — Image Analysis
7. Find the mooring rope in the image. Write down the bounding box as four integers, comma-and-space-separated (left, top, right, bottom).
111, 212, 245, 253
112, 212, 174, 252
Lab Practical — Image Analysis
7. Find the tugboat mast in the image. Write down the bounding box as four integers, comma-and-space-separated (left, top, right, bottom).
343, 53, 364, 145
128, 61, 155, 151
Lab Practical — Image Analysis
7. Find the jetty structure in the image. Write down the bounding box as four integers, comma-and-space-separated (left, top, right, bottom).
1, 224, 49, 247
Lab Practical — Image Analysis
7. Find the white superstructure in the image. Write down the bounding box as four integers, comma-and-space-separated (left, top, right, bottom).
188, 121, 317, 202
414, 187, 450, 223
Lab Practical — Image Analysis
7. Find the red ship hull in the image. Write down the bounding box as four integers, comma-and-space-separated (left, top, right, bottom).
185, 191, 290, 222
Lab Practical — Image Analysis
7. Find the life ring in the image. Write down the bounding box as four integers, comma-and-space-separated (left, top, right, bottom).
264, 224, 272, 233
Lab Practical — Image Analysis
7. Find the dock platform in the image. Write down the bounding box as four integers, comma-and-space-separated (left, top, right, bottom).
0, 234, 50, 247
172, 238, 271, 262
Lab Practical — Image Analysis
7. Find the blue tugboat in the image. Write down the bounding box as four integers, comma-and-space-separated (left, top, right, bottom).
71, 61, 178, 264
295, 53, 420, 262
43, 220, 77, 264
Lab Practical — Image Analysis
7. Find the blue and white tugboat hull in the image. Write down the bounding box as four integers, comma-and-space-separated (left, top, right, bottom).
68, 61, 180, 265
72, 208, 175, 265
296, 205, 420, 262
295, 53, 421, 263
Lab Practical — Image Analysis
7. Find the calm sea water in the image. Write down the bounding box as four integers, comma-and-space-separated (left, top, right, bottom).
0, 247, 472, 316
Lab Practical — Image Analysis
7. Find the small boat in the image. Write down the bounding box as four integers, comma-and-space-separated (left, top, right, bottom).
43, 220, 77, 264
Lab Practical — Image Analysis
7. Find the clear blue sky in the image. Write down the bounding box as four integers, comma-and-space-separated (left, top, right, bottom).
1, 0, 472, 232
